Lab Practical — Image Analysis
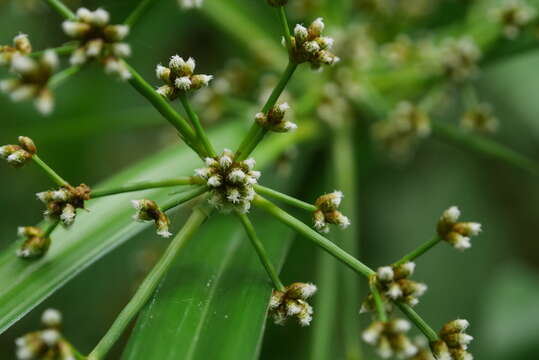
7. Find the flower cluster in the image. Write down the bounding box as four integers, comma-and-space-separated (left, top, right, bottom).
361, 262, 427, 313
255, 102, 297, 132
179, 0, 204, 9
409, 337, 436, 360
62, 7, 131, 80
290, 18, 340, 69
0, 136, 36, 168
432, 319, 474, 360
491, 0, 537, 39
362, 318, 418, 359
460, 103, 499, 134
15, 309, 78, 360
16, 226, 50, 260
438, 37, 481, 82
437, 206, 481, 251
131, 199, 171, 238
269, 282, 317, 326
313, 190, 350, 233
155, 55, 213, 100
37, 184, 91, 227
195, 149, 260, 213
0, 48, 58, 115
0, 33, 32, 65
372, 101, 430, 160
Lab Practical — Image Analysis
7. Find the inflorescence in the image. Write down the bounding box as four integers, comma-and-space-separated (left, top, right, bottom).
0, 136, 36, 168
290, 18, 340, 69
16, 226, 50, 260
362, 318, 418, 359
156, 55, 213, 100
269, 282, 317, 326
255, 102, 297, 132
437, 206, 481, 251
312, 190, 350, 233
132, 199, 172, 238
37, 184, 91, 227
432, 319, 474, 360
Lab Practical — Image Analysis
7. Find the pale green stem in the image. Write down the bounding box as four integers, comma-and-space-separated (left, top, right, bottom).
432, 121, 539, 177
254, 184, 317, 212
235, 61, 298, 160
124, 0, 161, 27
30, 43, 78, 58
178, 93, 216, 157
31, 155, 69, 187
43, 220, 60, 237
277, 6, 293, 55
91, 177, 201, 198
44, 0, 76, 19
369, 276, 387, 322
236, 212, 285, 291
161, 186, 209, 212
393, 236, 441, 267
253, 195, 375, 278
48, 65, 81, 89
396, 303, 439, 342
87, 206, 210, 360
122, 61, 206, 157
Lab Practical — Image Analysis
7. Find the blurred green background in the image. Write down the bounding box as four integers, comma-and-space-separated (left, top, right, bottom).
1, 0, 539, 359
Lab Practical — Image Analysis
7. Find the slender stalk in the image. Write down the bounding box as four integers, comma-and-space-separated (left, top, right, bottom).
43, 220, 60, 237
161, 186, 208, 212
30, 44, 78, 58
396, 303, 439, 342
277, 6, 293, 55
253, 195, 375, 278
124, 0, 160, 27
31, 155, 69, 187
235, 61, 298, 160
393, 236, 441, 267
48, 65, 81, 89
91, 177, 201, 198
254, 184, 317, 212
44, 0, 76, 20
432, 121, 539, 177
179, 93, 216, 157
87, 206, 210, 360
236, 212, 285, 291
122, 61, 206, 157
369, 276, 387, 322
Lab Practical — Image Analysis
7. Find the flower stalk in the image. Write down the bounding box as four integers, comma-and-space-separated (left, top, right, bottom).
253, 184, 317, 212
31, 154, 70, 187
393, 236, 441, 267
91, 177, 202, 198
179, 93, 216, 157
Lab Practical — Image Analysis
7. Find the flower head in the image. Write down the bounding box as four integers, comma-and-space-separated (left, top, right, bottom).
313, 191, 350, 233
289, 18, 340, 69
155, 55, 213, 100
255, 102, 297, 132
437, 206, 481, 251
491, 0, 537, 39
37, 184, 91, 227
0, 136, 37, 168
269, 282, 317, 326
438, 37, 481, 82
460, 103, 499, 134
16, 226, 51, 260
0, 33, 32, 66
362, 318, 418, 359
131, 199, 172, 238
431, 319, 474, 360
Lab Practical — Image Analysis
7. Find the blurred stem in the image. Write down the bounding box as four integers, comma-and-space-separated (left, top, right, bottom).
124, 0, 160, 27
30, 43, 78, 58
48, 65, 81, 89
236, 213, 285, 291
253, 195, 375, 278
254, 184, 317, 212
122, 61, 206, 157
31, 155, 69, 187
368, 276, 387, 322
277, 6, 293, 54
396, 303, 439, 342
87, 206, 210, 360
235, 61, 298, 160
393, 236, 441, 267
43, 220, 60, 237
160, 186, 209, 212
432, 121, 539, 177
178, 93, 216, 157
91, 177, 201, 198
43, 0, 76, 20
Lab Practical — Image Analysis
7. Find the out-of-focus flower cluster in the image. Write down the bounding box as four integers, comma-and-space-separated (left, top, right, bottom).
460, 103, 499, 134
491, 0, 537, 39
269, 282, 317, 326
255, 102, 297, 132
362, 318, 418, 359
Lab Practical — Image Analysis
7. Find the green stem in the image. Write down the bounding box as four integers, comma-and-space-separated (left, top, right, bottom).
48, 65, 81, 89
253, 195, 375, 278
124, 0, 160, 27
396, 303, 439, 342
236, 212, 285, 291
235, 61, 298, 160
277, 6, 293, 55
369, 276, 387, 322
254, 184, 316, 212
31, 155, 70, 187
91, 177, 201, 198
432, 121, 539, 177
179, 93, 216, 157
44, 0, 76, 20
161, 186, 209, 212
87, 206, 210, 360
393, 236, 441, 267
122, 61, 205, 157
43, 220, 60, 237
30, 43, 78, 58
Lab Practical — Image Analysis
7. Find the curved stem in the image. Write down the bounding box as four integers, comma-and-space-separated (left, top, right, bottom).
31, 155, 70, 187
253, 195, 375, 278
393, 236, 441, 267
48, 65, 81, 89
43, 220, 60, 237
87, 206, 210, 360
44, 0, 76, 20
254, 184, 317, 212
236, 212, 285, 291
91, 177, 201, 198
179, 93, 216, 157
124, 0, 161, 27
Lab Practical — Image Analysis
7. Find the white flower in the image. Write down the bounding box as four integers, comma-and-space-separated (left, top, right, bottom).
386, 283, 403, 299
60, 204, 76, 225
62, 21, 90, 37
228, 169, 246, 183
310, 17, 325, 34
207, 175, 222, 187
91, 8, 110, 26
444, 206, 461, 223
41, 308, 62, 327
226, 188, 241, 204
112, 43, 131, 58
300, 283, 317, 298
42, 50, 59, 69
377, 266, 394, 281
294, 24, 309, 43
76, 7, 93, 22
219, 154, 233, 169
157, 229, 172, 238
40, 329, 60, 346
11, 54, 37, 74
243, 158, 256, 170
175, 76, 192, 90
